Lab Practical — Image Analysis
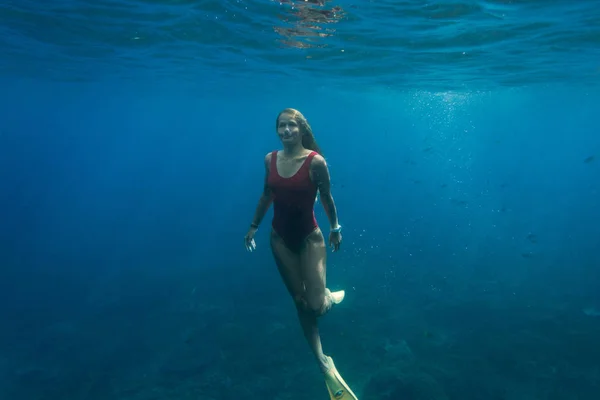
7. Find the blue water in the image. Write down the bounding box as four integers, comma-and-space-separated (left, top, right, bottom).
2, 0, 600, 89
1, 1, 600, 399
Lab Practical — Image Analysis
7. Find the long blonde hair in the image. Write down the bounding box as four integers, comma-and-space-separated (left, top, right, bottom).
276, 108, 323, 156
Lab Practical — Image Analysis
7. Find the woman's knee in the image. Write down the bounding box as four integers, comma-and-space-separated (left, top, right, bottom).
303, 290, 329, 316
294, 294, 308, 311
293, 293, 325, 316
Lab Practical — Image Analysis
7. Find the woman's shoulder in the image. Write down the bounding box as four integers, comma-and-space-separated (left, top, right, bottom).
309, 151, 326, 166
263, 151, 276, 170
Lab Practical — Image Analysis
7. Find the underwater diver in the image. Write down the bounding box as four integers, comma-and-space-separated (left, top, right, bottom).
244, 108, 358, 400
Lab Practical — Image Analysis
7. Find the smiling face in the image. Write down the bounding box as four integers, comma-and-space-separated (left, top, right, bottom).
276, 112, 303, 145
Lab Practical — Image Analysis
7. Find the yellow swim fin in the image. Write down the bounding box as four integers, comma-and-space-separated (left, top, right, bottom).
323, 356, 358, 400
329, 290, 345, 305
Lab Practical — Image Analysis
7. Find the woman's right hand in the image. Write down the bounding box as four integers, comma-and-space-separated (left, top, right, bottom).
244, 227, 258, 252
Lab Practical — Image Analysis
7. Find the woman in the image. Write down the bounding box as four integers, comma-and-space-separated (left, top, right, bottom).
244, 108, 358, 400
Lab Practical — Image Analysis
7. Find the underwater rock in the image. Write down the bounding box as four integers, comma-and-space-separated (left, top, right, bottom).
381, 338, 416, 366
363, 367, 448, 400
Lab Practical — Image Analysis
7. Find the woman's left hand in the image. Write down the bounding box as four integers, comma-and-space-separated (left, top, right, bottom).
329, 231, 342, 252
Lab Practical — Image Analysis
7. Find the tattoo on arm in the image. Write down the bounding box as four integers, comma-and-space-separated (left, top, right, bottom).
313, 156, 338, 227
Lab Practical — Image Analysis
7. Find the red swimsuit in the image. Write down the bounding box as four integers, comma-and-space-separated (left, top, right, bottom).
268, 150, 318, 252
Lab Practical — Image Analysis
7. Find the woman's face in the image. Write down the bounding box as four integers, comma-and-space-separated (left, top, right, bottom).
277, 113, 302, 145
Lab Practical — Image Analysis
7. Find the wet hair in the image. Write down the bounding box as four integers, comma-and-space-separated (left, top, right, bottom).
276, 108, 322, 156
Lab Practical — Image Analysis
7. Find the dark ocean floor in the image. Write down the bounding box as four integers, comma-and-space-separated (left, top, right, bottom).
2, 266, 599, 400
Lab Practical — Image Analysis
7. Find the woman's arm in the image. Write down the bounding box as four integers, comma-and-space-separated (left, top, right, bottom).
249, 153, 274, 229
311, 155, 340, 230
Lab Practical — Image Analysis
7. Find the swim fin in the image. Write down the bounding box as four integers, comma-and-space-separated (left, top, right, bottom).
323, 356, 358, 400
329, 290, 345, 305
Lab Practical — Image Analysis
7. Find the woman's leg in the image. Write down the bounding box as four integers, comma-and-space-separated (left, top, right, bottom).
270, 229, 328, 372
272, 229, 356, 399
270, 230, 304, 303
300, 228, 332, 315
299, 227, 334, 372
